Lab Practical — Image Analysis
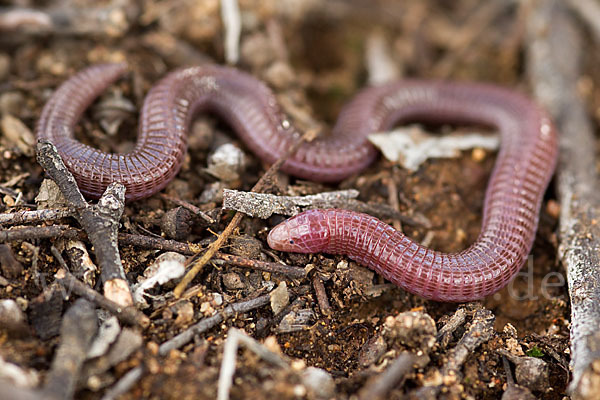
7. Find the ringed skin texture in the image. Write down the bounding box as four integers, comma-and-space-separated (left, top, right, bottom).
267, 85, 558, 302
36, 63, 558, 301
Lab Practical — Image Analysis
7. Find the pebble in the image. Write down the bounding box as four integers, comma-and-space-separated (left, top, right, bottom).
229, 234, 262, 259
0, 299, 29, 337
0, 114, 35, 156
205, 143, 247, 182
174, 300, 195, 326
514, 356, 549, 392
222, 272, 245, 290
471, 147, 487, 162
270, 281, 290, 315
358, 335, 387, 367
263, 61, 295, 89
240, 32, 276, 69
546, 199, 560, 219
301, 367, 335, 399
0, 92, 24, 116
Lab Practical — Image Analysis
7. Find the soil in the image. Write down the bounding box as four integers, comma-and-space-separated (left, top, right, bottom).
0, 1, 575, 399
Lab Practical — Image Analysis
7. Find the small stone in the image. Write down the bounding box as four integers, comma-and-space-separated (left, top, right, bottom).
358, 335, 387, 367
174, 300, 195, 326
301, 367, 335, 399
198, 181, 226, 203
0, 299, 30, 337
0, 114, 35, 156
211, 292, 223, 306
263, 61, 295, 89
0, 244, 23, 279
147, 341, 160, 355
0, 92, 24, 116
270, 281, 289, 315
205, 143, 247, 182
546, 199, 560, 219
35, 179, 68, 208
240, 32, 276, 69
199, 301, 214, 315
471, 147, 487, 162
505, 337, 525, 356
514, 357, 548, 392
503, 323, 518, 338
161, 206, 196, 240
222, 272, 245, 290
229, 235, 262, 259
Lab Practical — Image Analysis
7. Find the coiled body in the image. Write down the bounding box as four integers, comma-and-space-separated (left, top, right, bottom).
37, 64, 558, 301
268, 84, 558, 302
36, 63, 378, 200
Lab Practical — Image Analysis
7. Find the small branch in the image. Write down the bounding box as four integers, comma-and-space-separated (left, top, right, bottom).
357, 352, 420, 400
36, 141, 132, 306
0, 225, 308, 279
99, 366, 144, 400
0, 225, 78, 242
442, 309, 495, 375
222, 189, 359, 218
312, 274, 332, 316
526, 1, 600, 397
41, 299, 98, 400
223, 188, 429, 227
220, 0, 241, 64
54, 268, 149, 329
158, 293, 271, 356
365, 29, 400, 85
0, 208, 74, 226
118, 233, 307, 278
411, 308, 495, 398
436, 306, 468, 349
215, 252, 307, 279
218, 328, 290, 400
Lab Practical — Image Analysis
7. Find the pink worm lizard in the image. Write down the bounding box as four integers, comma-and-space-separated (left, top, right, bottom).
36, 63, 558, 301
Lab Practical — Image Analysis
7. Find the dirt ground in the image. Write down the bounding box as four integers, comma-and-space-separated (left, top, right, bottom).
0, 0, 584, 399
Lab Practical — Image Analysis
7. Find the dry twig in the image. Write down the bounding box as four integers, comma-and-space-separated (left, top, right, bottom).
158, 293, 271, 356
41, 299, 98, 400
222, 188, 359, 218
0, 208, 74, 226
54, 268, 149, 329
223, 188, 429, 227
36, 141, 132, 306
358, 352, 421, 400
527, 1, 600, 397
